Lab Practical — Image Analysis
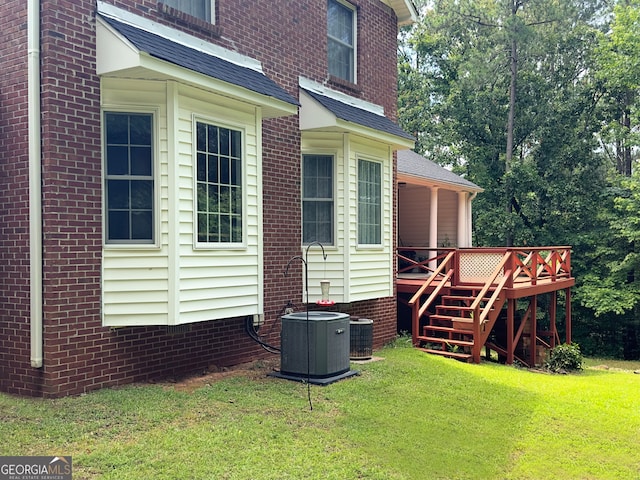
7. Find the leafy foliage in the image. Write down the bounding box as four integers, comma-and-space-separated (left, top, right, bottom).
398, 0, 640, 359
545, 343, 584, 373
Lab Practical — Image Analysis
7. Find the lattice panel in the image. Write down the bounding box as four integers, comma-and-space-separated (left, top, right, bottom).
459, 252, 504, 281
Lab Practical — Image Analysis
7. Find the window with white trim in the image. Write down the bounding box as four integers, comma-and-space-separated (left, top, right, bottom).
302, 154, 334, 245
104, 112, 154, 244
327, 0, 356, 83
358, 159, 381, 245
196, 121, 243, 244
162, 0, 215, 23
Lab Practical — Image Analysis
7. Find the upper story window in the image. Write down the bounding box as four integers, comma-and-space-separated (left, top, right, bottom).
162, 0, 215, 23
196, 121, 243, 245
302, 154, 334, 245
104, 112, 155, 244
327, 0, 356, 83
358, 158, 381, 245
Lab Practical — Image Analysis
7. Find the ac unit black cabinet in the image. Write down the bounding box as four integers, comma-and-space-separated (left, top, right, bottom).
280, 311, 350, 378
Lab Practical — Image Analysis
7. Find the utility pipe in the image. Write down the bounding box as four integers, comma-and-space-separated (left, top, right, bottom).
28, 0, 43, 368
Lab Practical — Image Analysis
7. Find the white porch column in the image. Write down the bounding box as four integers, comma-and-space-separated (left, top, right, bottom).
467, 195, 474, 246
458, 191, 468, 248
429, 187, 439, 270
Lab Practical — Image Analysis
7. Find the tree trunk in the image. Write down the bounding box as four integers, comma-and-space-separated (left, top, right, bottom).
505, 3, 518, 247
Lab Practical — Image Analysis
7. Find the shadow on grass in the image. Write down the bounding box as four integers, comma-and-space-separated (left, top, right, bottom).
326, 348, 540, 480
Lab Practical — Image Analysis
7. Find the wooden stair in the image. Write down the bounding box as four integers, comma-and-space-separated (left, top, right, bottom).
417, 287, 507, 363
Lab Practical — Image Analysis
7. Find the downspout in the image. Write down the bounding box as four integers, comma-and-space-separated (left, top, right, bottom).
28, 0, 43, 368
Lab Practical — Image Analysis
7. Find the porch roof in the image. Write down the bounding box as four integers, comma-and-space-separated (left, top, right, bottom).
398, 150, 483, 192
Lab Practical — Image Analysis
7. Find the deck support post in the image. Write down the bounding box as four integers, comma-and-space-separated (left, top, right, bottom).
530, 295, 537, 367
565, 287, 572, 344
507, 298, 515, 364
550, 291, 557, 348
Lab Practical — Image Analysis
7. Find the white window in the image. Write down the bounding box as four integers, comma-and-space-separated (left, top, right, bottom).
302, 154, 334, 245
104, 112, 155, 244
327, 0, 356, 83
196, 121, 243, 244
162, 0, 215, 23
358, 159, 381, 245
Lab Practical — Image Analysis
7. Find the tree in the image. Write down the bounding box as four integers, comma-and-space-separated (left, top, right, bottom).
399, 0, 608, 247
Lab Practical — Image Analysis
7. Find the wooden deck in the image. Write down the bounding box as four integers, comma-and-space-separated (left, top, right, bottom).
397, 247, 574, 367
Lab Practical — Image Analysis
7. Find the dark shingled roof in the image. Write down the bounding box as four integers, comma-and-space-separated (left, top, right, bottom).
302, 88, 414, 141
398, 149, 482, 191
100, 15, 298, 107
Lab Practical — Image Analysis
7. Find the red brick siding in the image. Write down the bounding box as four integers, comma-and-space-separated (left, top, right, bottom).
0, 0, 402, 397
0, 0, 39, 395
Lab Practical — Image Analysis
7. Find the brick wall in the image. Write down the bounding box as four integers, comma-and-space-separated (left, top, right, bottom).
0, 0, 39, 395
0, 0, 402, 397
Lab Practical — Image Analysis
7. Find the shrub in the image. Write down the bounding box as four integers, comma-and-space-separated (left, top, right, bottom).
545, 343, 584, 373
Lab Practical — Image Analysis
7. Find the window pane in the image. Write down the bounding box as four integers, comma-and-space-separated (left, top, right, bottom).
232, 216, 242, 243
131, 180, 153, 209
197, 213, 206, 242
197, 183, 207, 212
130, 146, 152, 176
163, 0, 211, 22
220, 157, 230, 184
108, 211, 129, 240
104, 112, 154, 243
131, 211, 153, 240
327, 0, 354, 82
197, 122, 207, 151
129, 114, 152, 144
358, 159, 381, 245
219, 128, 230, 156
197, 153, 206, 182
196, 121, 243, 244
107, 179, 129, 209
207, 125, 218, 154
106, 146, 128, 175
105, 113, 128, 144
302, 155, 334, 245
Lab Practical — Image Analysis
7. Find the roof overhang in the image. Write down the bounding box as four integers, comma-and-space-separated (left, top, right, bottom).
299, 78, 414, 150
398, 172, 484, 193
387, 0, 419, 26
95, 3, 298, 119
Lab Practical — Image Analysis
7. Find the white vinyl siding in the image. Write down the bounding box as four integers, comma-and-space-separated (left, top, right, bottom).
301, 132, 393, 303
397, 185, 459, 247
101, 78, 262, 326
437, 189, 458, 247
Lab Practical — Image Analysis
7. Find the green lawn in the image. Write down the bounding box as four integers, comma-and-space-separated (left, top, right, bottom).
1, 344, 639, 479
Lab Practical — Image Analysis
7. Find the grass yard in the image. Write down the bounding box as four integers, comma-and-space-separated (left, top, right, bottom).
1, 342, 639, 479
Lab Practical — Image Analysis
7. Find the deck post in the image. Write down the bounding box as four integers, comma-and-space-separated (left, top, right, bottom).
412, 302, 419, 346
565, 287, 572, 344
507, 298, 515, 364
530, 295, 537, 367
550, 291, 557, 348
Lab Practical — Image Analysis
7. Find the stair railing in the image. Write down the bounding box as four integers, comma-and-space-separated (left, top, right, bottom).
408, 250, 456, 346
470, 251, 512, 362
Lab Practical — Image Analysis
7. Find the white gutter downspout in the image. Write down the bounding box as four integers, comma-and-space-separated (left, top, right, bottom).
28, 0, 43, 368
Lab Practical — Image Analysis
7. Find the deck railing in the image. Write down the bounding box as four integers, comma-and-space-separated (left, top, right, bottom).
400, 246, 573, 359
398, 246, 572, 288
